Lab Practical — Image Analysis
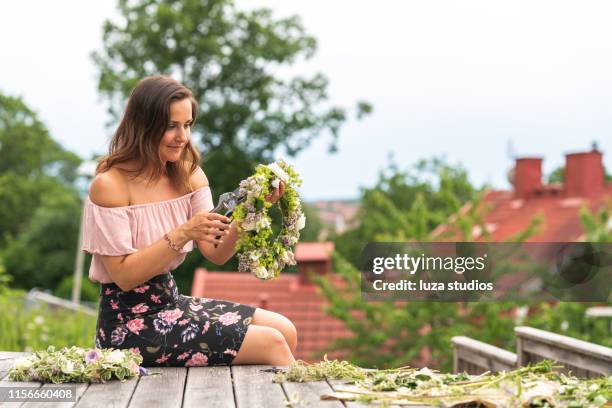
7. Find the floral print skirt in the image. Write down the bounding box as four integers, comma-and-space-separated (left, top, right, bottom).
95, 273, 256, 367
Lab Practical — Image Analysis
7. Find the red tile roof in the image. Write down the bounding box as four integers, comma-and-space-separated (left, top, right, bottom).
433, 186, 612, 242
295, 242, 334, 262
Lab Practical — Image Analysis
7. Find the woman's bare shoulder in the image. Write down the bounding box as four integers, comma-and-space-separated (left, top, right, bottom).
189, 166, 210, 190
89, 168, 131, 208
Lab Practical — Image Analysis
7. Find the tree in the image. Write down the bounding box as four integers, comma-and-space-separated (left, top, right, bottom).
0, 91, 82, 292
333, 157, 477, 267
3, 185, 82, 291
0, 93, 81, 247
579, 201, 611, 242
92, 0, 371, 197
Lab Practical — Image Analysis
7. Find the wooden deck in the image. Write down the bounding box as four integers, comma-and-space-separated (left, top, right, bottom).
0, 352, 370, 408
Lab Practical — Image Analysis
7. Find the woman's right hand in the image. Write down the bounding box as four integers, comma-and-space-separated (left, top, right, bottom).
178, 211, 231, 244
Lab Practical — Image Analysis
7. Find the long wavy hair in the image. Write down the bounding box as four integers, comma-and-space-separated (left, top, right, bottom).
97, 76, 201, 193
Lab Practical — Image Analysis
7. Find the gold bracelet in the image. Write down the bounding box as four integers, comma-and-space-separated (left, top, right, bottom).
164, 233, 183, 253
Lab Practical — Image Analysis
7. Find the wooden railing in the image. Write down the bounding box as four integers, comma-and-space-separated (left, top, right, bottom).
451, 336, 517, 375
452, 327, 612, 377
516, 326, 612, 378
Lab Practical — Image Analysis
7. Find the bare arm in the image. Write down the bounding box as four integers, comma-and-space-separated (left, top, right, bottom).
197, 218, 240, 265
91, 170, 229, 291
191, 168, 285, 265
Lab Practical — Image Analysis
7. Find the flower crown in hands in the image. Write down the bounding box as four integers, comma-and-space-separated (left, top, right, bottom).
233, 159, 305, 280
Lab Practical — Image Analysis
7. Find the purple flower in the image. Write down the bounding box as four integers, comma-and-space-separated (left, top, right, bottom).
139, 366, 149, 376
85, 349, 102, 364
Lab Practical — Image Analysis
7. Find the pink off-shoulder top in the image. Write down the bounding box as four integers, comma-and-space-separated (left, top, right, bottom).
81, 186, 214, 284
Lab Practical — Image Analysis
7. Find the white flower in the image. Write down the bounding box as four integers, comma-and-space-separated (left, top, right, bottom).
61, 360, 75, 374
297, 214, 306, 230
13, 356, 34, 370
249, 252, 260, 262
106, 350, 125, 364
254, 266, 270, 279
271, 178, 280, 189
256, 216, 271, 231
34, 315, 44, 325
267, 162, 290, 183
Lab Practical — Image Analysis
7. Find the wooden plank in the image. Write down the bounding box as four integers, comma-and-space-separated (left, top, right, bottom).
326, 378, 435, 408
75, 377, 139, 408
282, 380, 344, 407
232, 365, 287, 408
0, 353, 28, 380
326, 379, 372, 408
182, 367, 234, 408
0, 353, 29, 361
0, 370, 44, 408
127, 367, 186, 408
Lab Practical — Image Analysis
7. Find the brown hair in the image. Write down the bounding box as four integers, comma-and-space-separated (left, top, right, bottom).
97, 76, 200, 193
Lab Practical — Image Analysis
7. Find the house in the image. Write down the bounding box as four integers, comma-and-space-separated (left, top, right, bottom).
191, 242, 353, 362
307, 200, 360, 239
432, 147, 611, 241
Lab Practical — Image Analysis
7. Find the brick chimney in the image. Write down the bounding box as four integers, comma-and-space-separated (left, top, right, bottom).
563, 148, 604, 198
295, 242, 334, 285
513, 157, 543, 199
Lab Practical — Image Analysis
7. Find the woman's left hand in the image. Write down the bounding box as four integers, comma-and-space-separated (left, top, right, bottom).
265, 181, 285, 204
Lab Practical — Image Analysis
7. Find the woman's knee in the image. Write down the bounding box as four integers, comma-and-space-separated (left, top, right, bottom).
232, 325, 294, 366
252, 308, 298, 353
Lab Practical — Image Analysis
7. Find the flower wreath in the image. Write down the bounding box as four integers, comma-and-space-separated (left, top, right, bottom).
233, 160, 305, 280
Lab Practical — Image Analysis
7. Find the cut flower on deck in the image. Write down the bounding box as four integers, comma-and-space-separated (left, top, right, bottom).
8, 345, 152, 383
273, 356, 611, 407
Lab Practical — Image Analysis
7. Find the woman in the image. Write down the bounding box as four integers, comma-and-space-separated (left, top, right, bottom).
82, 75, 297, 367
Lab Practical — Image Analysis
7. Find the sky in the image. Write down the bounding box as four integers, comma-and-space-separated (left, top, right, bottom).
1, 0, 611, 200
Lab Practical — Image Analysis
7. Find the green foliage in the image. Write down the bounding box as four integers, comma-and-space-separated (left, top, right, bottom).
524, 302, 611, 348
0, 258, 12, 296
0, 291, 97, 351
0, 93, 81, 247
334, 157, 477, 266
547, 166, 565, 184
54, 275, 100, 303
0, 93, 80, 184
299, 203, 325, 241
0, 90, 84, 296
3, 185, 82, 291
547, 164, 612, 184
579, 201, 612, 242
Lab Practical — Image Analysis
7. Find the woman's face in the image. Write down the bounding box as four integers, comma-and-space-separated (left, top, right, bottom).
159, 98, 193, 164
